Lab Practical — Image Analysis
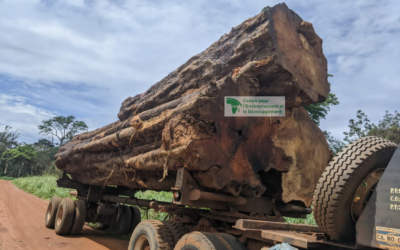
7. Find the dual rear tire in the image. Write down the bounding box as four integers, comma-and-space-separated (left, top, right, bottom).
112, 205, 142, 234
45, 196, 62, 228
45, 197, 86, 235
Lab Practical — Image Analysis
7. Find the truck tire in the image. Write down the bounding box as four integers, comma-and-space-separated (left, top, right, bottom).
55, 198, 76, 235
129, 206, 141, 233
164, 219, 188, 244
129, 220, 174, 250
116, 205, 132, 234
313, 136, 397, 242
215, 233, 246, 250
69, 199, 87, 235
174, 232, 230, 250
45, 196, 62, 229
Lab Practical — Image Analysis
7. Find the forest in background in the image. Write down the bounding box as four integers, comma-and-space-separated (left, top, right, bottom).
0, 115, 87, 178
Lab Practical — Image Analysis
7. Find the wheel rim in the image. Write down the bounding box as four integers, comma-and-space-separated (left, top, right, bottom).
46, 203, 52, 221
351, 168, 385, 221
57, 206, 64, 226
135, 235, 150, 250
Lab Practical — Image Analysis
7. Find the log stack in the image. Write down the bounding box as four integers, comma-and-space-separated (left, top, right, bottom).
55, 3, 331, 207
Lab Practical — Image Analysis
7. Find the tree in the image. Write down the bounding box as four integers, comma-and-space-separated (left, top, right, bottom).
305, 93, 340, 126
368, 111, 400, 144
344, 110, 400, 144
0, 126, 20, 174
0, 126, 19, 149
38, 116, 88, 146
32, 150, 53, 175
305, 75, 340, 126
343, 110, 372, 142
324, 131, 346, 156
34, 138, 55, 148
1, 145, 36, 177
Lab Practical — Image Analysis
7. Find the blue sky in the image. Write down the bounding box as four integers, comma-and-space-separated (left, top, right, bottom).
0, 0, 399, 144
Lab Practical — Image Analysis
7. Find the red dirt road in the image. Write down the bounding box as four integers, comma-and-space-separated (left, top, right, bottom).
0, 180, 129, 250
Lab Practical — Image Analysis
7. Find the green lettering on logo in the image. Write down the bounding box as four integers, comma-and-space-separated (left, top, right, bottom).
226, 98, 242, 114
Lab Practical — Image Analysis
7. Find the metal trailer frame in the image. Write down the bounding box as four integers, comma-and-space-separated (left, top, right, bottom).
55, 171, 366, 249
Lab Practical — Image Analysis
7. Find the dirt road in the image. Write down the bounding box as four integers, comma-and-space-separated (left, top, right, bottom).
0, 180, 129, 250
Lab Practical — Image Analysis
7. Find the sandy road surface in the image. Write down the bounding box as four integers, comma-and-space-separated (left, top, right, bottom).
0, 180, 129, 250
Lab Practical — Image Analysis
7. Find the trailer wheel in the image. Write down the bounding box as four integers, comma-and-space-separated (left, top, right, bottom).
55, 198, 76, 235
69, 199, 87, 235
215, 233, 246, 250
45, 196, 62, 229
313, 136, 398, 242
174, 231, 230, 250
115, 205, 132, 234
129, 206, 141, 233
128, 220, 174, 250
164, 219, 188, 244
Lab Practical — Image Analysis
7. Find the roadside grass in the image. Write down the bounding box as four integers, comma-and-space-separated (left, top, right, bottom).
0, 176, 14, 180
12, 175, 74, 200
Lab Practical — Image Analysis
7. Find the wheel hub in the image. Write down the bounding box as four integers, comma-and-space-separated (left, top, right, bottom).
351, 168, 385, 222
135, 235, 150, 250
46, 203, 52, 221
57, 206, 64, 226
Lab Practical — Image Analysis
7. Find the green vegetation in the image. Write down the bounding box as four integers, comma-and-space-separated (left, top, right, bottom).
305, 93, 340, 127
285, 213, 316, 225
2, 144, 37, 177
12, 175, 73, 200
0, 176, 14, 180
135, 190, 173, 221
344, 110, 400, 143
0, 115, 87, 179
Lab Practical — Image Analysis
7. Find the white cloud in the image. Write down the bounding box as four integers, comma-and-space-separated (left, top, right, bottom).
0, 93, 55, 143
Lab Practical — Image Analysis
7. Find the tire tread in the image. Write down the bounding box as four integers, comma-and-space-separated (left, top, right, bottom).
313, 136, 397, 241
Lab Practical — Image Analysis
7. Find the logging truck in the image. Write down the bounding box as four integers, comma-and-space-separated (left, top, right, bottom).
43, 3, 399, 250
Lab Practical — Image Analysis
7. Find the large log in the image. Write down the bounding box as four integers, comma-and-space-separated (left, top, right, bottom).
55, 3, 330, 207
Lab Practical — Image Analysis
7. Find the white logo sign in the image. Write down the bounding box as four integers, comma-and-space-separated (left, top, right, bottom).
224, 96, 285, 117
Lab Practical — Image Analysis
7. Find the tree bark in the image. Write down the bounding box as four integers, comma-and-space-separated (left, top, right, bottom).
55, 3, 331, 207
18, 164, 22, 178
4, 162, 8, 174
